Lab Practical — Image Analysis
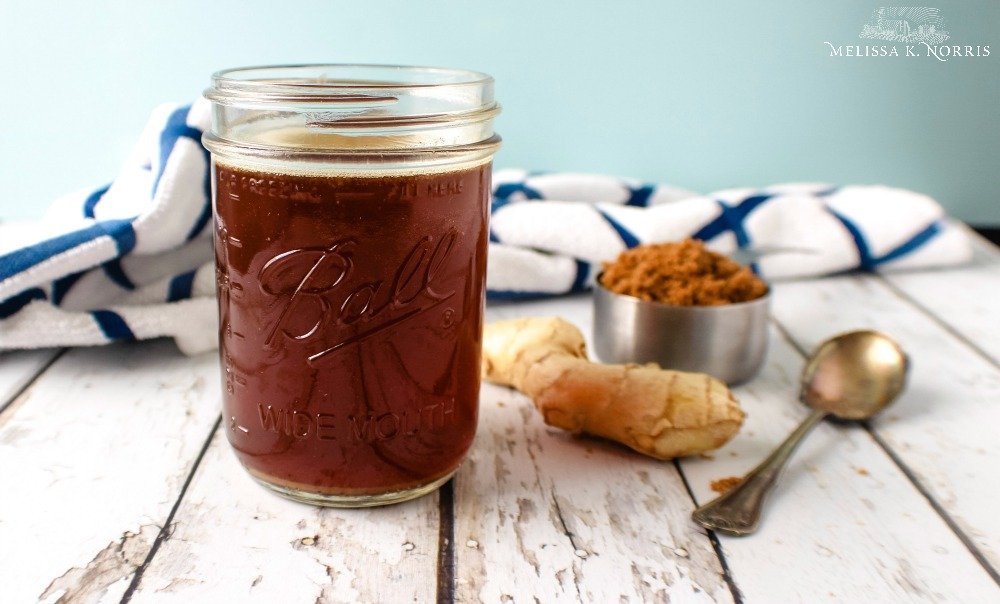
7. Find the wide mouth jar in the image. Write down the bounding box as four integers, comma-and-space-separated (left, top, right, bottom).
203, 64, 501, 170
205, 65, 501, 507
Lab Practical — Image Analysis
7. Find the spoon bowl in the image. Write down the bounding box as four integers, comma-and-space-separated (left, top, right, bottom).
801, 330, 909, 419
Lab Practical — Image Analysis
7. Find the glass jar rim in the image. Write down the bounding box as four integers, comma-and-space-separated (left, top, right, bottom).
212, 63, 493, 89
206, 64, 496, 107
204, 64, 500, 162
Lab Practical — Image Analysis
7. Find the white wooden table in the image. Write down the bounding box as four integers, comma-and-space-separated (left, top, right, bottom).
3, 235, 999, 603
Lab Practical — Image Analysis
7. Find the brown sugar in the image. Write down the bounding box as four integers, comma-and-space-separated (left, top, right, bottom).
600, 239, 768, 306
710, 476, 743, 494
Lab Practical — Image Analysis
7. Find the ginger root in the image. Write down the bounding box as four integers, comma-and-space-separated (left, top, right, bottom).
481, 317, 745, 459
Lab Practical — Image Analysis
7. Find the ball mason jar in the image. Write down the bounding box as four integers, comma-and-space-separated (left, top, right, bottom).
202, 65, 500, 507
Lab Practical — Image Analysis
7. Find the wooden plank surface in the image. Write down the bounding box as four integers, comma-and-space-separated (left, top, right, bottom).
771, 273, 1000, 574
680, 324, 1000, 602
125, 430, 441, 603
879, 236, 1000, 364
455, 380, 733, 602
0, 341, 220, 604
0, 348, 60, 411
484, 296, 999, 602
1, 242, 997, 603
457, 298, 734, 602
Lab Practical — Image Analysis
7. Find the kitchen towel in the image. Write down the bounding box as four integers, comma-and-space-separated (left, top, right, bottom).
487, 169, 972, 298
0, 99, 973, 353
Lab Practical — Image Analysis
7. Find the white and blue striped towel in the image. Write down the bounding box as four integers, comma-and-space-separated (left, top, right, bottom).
0, 99, 973, 353
487, 169, 972, 298
0, 101, 217, 353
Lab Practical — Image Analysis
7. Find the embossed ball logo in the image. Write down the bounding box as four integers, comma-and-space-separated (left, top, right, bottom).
258, 229, 459, 365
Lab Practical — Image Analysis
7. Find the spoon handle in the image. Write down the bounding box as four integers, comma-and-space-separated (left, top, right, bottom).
691, 409, 828, 536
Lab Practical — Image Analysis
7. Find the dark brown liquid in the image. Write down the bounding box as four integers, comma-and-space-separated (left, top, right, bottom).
214, 162, 490, 495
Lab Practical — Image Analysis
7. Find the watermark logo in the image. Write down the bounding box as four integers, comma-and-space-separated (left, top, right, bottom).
825, 7, 989, 61
860, 7, 948, 44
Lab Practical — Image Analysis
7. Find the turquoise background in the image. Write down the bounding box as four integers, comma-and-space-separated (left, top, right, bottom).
1, 1, 997, 222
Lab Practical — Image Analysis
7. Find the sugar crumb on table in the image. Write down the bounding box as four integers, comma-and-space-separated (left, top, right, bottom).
710, 476, 743, 494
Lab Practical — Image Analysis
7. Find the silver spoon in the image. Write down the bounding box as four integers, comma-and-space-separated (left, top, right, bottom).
691, 330, 909, 536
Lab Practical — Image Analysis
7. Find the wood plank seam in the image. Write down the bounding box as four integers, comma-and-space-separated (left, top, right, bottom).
119, 414, 223, 603
517, 406, 584, 601
672, 459, 746, 604
0, 348, 65, 417
551, 494, 583, 553
770, 318, 1000, 585
436, 479, 456, 604
874, 275, 998, 368
550, 493, 585, 600
862, 423, 1000, 586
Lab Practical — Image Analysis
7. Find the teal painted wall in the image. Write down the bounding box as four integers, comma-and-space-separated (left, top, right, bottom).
1, 1, 997, 222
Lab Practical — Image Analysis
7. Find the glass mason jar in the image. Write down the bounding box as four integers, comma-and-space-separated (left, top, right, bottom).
203, 65, 500, 507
